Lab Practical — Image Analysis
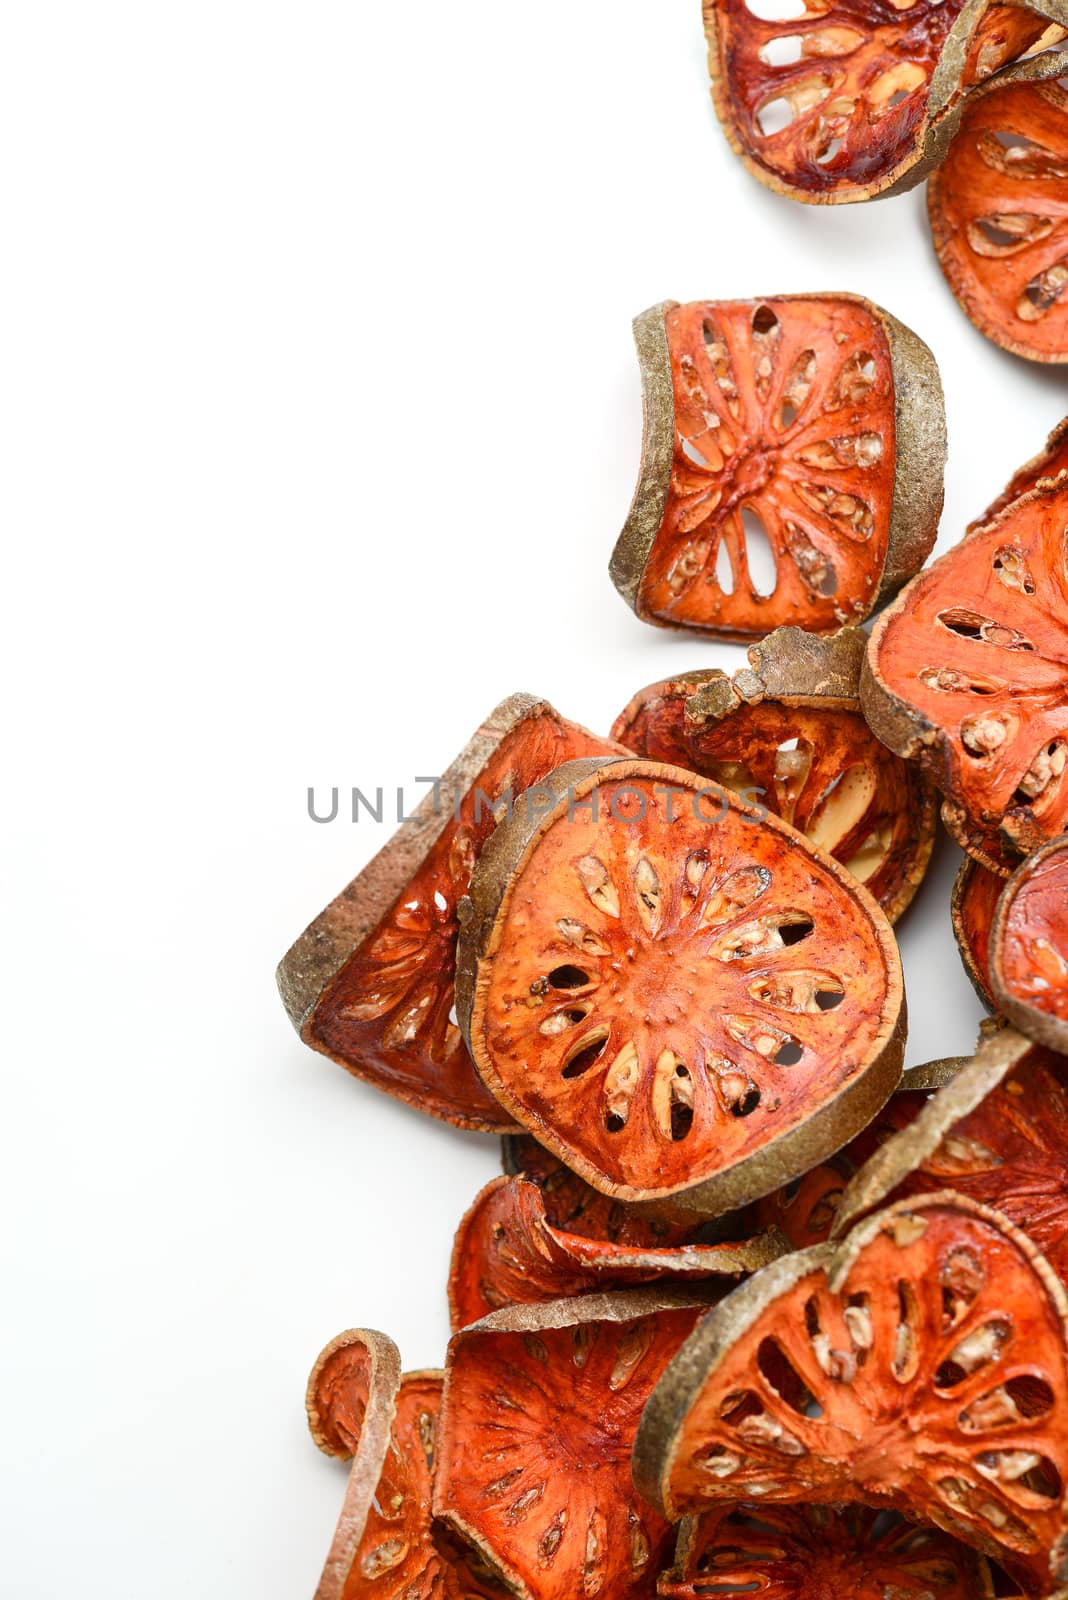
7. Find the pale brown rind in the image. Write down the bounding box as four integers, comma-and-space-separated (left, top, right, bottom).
608, 302, 677, 614
952, 853, 1000, 1006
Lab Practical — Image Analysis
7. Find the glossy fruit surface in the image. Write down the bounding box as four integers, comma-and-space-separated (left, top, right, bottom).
990, 835, 1068, 1050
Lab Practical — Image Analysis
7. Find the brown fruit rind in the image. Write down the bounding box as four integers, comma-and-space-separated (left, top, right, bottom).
609, 297, 946, 639
633, 1192, 1068, 1594
952, 854, 1001, 1005
457, 757, 905, 1217
612, 626, 938, 924
990, 833, 1068, 1051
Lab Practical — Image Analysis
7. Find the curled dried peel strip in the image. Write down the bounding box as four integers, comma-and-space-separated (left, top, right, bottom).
657, 1501, 996, 1598
704, 0, 1067, 205
929, 59, 1068, 362
609, 297, 945, 640
433, 1290, 708, 1600
276, 693, 623, 1131
991, 833, 1068, 1050
611, 626, 937, 923
953, 855, 1003, 1004
457, 758, 905, 1215
863, 470, 1068, 869
448, 1174, 786, 1330
634, 1192, 1068, 1595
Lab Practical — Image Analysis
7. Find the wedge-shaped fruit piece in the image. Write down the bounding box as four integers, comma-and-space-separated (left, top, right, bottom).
457, 758, 905, 1215
448, 1174, 785, 1329
977, 413, 1068, 527
658, 1501, 996, 1598
612, 627, 937, 922
306, 1329, 506, 1598
990, 834, 1068, 1049
930, 60, 1068, 362
610, 298, 945, 640
864, 469, 1068, 869
433, 1290, 706, 1600
277, 694, 621, 1131
635, 1193, 1068, 1595
953, 855, 1002, 1004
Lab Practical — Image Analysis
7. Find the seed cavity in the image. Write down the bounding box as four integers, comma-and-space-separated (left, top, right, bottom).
576, 855, 620, 919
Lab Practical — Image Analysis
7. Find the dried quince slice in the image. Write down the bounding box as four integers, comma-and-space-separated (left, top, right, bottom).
657, 1501, 996, 1598
609, 297, 945, 639
990, 834, 1068, 1050
277, 694, 621, 1131
634, 1192, 1068, 1595
306, 1330, 506, 1599
611, 626, 937, 922
929, 58, 1068, 362
448, 1174, 785, 1330
953, 855, 1002, 1003
863, 469, 1068, 870
456, 757, 905, 1216
703, 0, 1062, 205
432, 1290, 707, 1600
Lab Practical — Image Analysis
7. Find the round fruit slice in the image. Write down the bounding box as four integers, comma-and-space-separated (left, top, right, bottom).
611, 627, 937, 922
306, 1330, 506, 1599
990, 834, 1068, 1050
456, 758, 905, 1215
448, 1174, 785, 1330
657, 1501, 995, 1598
277, 693, 623, 1131
432, 1290, 707, 1600
929, 58, 1068, 362
863, 469, 1068, 869
952, 855, 1002, 1004
609, 297, 945, 640
634, 1192, 1068, 1595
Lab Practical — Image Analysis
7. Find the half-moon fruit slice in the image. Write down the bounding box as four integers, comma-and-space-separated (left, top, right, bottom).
990, 834, 1068, 1050
609, 298, 945, 639
976, 413, 1068, 528
952, 855, 1003, 1004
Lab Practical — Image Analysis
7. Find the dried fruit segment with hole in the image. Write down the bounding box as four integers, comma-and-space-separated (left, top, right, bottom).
703, 0, 1064, 205
276, 694, 623, 1131
863, 470, 1068, 870
657, 1501, 996, 1598
609, 298, 945, 640
991, 834, 1068, 1050
634, 1193, 1068, 1595
501, 1132, 706, 1247
457, 758, 905, 1216
953, 855, 1003, 1004
306, 1331, 507, 1599
432, 1290, 706, 1600
929, 63, 1068, 362
448, 1174, 786, 1330
611, 627, 938, 922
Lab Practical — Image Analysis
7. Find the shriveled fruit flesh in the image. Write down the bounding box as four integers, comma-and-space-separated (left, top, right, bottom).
634, 1193, 1068, 1595
832, 1030, 1068, 1290
977, 414, 1068, 528
276, 694, 621, 1131
991, 835, 1068, 1051
457, 758, 905, 1214
609, 298, 945, 639
657, 1501, 995, 1598
448, 1174, 785, 1330
501, 1132, 701, 1247
306, 1331, 506, 1600
611, 628, 937, 923
703, 0, 1060, 205
929, 72, 1068, 362
953, 855, 1003, 1004
433, 1291, 706, 1600
863, 470, 1068, 869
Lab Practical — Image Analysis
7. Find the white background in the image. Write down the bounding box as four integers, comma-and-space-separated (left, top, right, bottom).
3, 4, 1064, 1594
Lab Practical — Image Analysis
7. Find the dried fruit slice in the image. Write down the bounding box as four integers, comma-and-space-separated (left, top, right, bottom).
832, 1029, 1068, 1289
658, 1502, 996, 1598
432, 1290, 706, 1600
448, 1174, 785, 1329
990, 834, 1068, 1050
306, 1330, 506, 1599
457, 757, 905, 1215
929, 60, 1068, 362
863, 470, 1068, 869
611, 627, 937, 922
610, 298, 945, 640
277, 694, 622, 1131
703, 0, 1063, 205
634, 1193, 1068, 1595
953, 854, 1002, 1004
977, 413, 1068, 527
